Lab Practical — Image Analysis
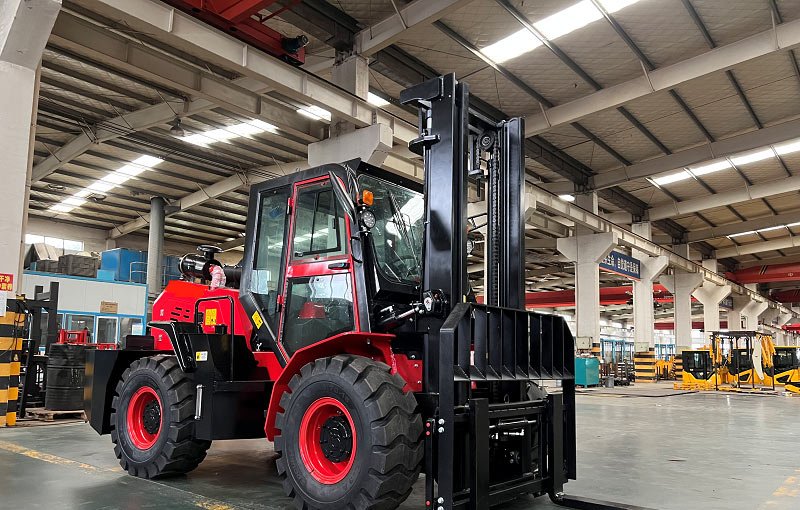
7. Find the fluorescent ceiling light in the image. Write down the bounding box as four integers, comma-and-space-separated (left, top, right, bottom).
758, 225, 785, 233
730, 148, 774, 166
787, 222, 800, 228
367, 92, 390, 107
558, 194, 576, 202
653, 170, 690, 186
297, 105, 332, 122
689, 160, 731, 176
480, 0, 640, 63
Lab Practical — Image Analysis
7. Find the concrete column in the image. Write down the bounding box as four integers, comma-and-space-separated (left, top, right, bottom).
331, 53, 368, 137
661, 271, 703, 352
0, 0, 61, 292
557, 231, 618, 350
729, 295, 768, 331
146, 196, 166, 301
631, 222, 669, 352
693, 260, 732, 342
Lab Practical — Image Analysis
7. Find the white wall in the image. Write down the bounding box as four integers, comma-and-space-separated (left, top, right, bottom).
22, 272, 147, 317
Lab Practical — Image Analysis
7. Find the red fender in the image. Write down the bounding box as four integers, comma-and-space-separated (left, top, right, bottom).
264, 331, 397, 440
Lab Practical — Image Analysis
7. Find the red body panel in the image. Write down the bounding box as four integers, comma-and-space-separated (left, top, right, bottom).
151, 280, 253, 350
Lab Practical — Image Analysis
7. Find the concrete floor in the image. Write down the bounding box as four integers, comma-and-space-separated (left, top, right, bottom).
1, 387, 799, 510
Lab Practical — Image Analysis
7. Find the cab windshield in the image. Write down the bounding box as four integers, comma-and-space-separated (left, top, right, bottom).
358, 174, 424, 285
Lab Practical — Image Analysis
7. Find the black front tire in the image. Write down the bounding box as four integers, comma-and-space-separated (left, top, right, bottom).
275, 355, 423, 510
110, 355, 211, 478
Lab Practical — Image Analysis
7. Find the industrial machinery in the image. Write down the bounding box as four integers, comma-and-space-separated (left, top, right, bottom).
766, 346, 800, 385
85, 74, 638, 510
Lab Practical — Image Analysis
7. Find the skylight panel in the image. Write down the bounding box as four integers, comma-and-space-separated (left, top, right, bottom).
49, 154, 164, 215
481, 30, 543, 64
101, 172, 131, 185
248, 119, 278, 133
134, 155, 164, 167
653, 170, 690, 186
297, 105, 332, 122
62, 197, 86, 207
181, 133, 217, 147
730, 148, 774, 166
86, 180, 116, 194
536, 1, 603, 40
775, 138, 800, 155
367, 92, 390, 107
479, 0, 641, 63
117, 164, 147, 177
689, 160, 731, 176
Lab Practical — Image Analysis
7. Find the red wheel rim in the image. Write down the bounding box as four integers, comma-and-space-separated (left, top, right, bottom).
126, 386, 162, 450
298, 397, 357, 484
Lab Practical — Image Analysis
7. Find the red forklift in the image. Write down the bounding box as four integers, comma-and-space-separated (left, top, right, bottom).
85, 74, 633, 510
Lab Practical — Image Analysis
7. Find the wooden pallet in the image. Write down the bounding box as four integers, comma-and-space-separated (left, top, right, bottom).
24, 408, 86, 422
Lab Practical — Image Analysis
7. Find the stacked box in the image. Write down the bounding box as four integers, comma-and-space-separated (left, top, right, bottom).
36, 260, 60, 273
58, 254, 99, 277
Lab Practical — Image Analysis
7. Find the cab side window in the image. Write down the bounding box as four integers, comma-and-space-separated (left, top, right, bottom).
250, 187, 290, 328
292, 181, 346, 260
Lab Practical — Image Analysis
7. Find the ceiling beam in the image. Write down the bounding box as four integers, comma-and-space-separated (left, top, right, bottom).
523, 16, 800, 136
716, 236, 800, 259
50, 12, 318, 142
65, 0, 418, 146
682, 210, 800, 243
648, 176, 800, 221
108, 161, 311, 239
529, 185, 796, 317
592, 118, 800, 190
355, 0, 472, 57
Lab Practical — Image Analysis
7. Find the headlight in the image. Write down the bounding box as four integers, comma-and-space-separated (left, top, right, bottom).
360, 209, 376, 229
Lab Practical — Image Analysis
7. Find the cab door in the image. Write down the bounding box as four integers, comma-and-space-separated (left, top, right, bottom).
277, 176, 359, 358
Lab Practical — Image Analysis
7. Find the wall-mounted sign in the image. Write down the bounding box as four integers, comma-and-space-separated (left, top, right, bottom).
600, 251, 641, 280
0, 273, 14, 292
100, 301, 119, 314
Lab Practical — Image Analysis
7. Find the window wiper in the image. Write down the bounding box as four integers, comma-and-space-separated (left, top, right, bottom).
387, 190, 420, 269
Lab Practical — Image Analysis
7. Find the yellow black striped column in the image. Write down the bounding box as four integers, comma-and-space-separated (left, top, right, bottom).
1, 312, 26, 427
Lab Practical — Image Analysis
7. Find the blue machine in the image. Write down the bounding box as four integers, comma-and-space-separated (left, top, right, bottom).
575, 357, 600, 387
101, 249, 147, 283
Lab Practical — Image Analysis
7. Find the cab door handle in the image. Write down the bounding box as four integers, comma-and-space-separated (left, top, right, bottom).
328, 262, 350, 270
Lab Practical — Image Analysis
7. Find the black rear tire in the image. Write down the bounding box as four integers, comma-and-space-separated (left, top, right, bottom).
110, 355, 211, 478
275, 355, 423, 510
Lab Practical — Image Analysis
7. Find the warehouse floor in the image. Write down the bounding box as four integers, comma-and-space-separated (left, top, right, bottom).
1, 388, 798, 510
